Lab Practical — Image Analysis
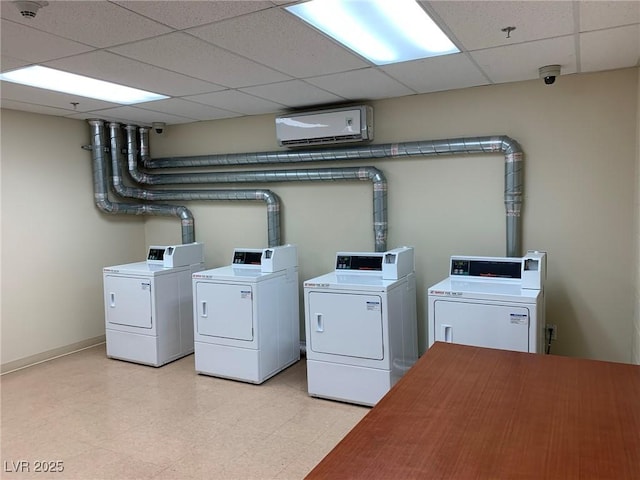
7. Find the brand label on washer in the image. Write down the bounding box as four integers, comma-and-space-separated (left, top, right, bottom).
366, 301, 381, 311
510, 313, 528, 325
141, 282, 150, 291
429, 290, 463, 296
240, 290, 252, 299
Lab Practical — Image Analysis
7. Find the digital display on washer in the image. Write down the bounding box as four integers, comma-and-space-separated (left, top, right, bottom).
147, 248, 165, 261
451, 259, 521, 278
336, 255, 383, 271
233, 251, 262, 265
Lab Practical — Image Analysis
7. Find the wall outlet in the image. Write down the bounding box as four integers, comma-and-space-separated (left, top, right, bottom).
546, 324, 557, 340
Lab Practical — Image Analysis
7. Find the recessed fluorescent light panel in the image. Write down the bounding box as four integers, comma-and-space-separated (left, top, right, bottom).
0, 65, 168, 104
286, 0, 459, 65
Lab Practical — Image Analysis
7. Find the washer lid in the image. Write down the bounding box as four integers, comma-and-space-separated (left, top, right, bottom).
103, 261, 186, 276
428, 277, 540, 301
193, 265, 281, 282
304, 271, 400, 290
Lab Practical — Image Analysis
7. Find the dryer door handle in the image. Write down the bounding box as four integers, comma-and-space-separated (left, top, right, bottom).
201, 301, 208, 318
315, 313, 324, 333
442, 324, 452, 343
109, 292, 116, 308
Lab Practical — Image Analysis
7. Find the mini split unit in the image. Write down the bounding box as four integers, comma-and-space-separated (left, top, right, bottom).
276, 105, 373, 147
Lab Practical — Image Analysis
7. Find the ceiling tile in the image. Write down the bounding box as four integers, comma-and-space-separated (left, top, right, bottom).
380, 54, 489, 94
109, 32, 291, 88
470, 36, 577, 84
1, 55, 30, 72
136, 98, 240, 121
187, 8, 369, 78
0, 82, 119, 112
1, 1, 172, 48
305, 68, 416, 100
112, 1, 274, 30
63, 111, 141, 124
1, 20, 93, 64
0, 0, 635, 126
427, 0, 575, 51
239, 80, 345, 108
579, 1, 640, 31
78, 106, 195, 125
580, 25, 640, 72
1, 99, 76, 117
45, 51, 225, 97
184, 90, 286, 115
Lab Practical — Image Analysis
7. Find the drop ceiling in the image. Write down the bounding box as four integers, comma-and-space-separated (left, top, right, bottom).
1, 0, 638, 126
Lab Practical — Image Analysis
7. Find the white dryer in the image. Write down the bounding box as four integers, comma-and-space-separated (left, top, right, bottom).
103, 243, 204, 367
303, 247, 418, 406
192, 244, 299, 384
428, 251, 546, 353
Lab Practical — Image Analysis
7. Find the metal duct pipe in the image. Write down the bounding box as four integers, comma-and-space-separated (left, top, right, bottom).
147, 136, 522, 167
146, 135, 523, 256
112, 124, 281, 247
137, 128, 388, 250
129, 160, 388, 252
88, 119, 195, 244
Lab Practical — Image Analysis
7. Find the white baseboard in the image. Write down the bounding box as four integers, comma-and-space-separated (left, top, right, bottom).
1, 335, 106, 374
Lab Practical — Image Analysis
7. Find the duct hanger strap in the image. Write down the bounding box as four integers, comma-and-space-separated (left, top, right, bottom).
505, 152, 524, 163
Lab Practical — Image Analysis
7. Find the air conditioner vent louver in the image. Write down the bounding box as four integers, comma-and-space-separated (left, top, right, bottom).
276, 105, 373, 148
282, 134, 364, 147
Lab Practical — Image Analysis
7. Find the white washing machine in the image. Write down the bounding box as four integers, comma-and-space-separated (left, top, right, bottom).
103, 243, 204, 367
304, 247, 418, 406
192, 244, 299, 384
427, 251, 546, 353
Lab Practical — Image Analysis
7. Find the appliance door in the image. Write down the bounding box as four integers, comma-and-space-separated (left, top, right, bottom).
433, 300, 530, 352
308, 292, 383, 360
195, 282, 253, 341
104, 275, 152, 329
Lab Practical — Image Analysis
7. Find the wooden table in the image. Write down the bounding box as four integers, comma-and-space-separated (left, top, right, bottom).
305, 342, 640, 479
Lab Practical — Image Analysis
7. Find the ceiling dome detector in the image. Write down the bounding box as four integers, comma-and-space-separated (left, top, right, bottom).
13, 1, 48, 19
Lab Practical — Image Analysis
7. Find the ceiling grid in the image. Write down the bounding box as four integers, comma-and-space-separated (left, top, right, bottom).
0, 0, 638, 125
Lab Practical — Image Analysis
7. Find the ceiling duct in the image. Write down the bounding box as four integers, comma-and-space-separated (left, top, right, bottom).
147, 136, 524, 257
109, 124, 282, 247
87, 119, 195, 244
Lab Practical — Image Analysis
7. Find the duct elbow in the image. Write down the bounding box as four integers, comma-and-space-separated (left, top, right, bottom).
111, 179, 127, 197
371, 173, 386, 187
95, 195, 114, 214
177, 211, 196, 244
500, 136, 523, 156
257, 190, 280, 209
360, 167, 386, 185
129, 169, 150, 184
176, 206, 194, 223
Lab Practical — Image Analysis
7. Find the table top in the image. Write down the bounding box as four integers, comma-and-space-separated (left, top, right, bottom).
305, 342, 640, 479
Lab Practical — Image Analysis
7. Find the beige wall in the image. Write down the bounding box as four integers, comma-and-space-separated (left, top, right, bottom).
0, 110, 145, 371
148, 68, 638, 363
1, 67, 638, 370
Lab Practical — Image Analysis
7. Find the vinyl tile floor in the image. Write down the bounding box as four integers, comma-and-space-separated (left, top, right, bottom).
0, 345, 369, 480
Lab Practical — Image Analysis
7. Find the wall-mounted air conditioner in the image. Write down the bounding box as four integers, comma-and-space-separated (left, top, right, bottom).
276, 105, 373, 147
